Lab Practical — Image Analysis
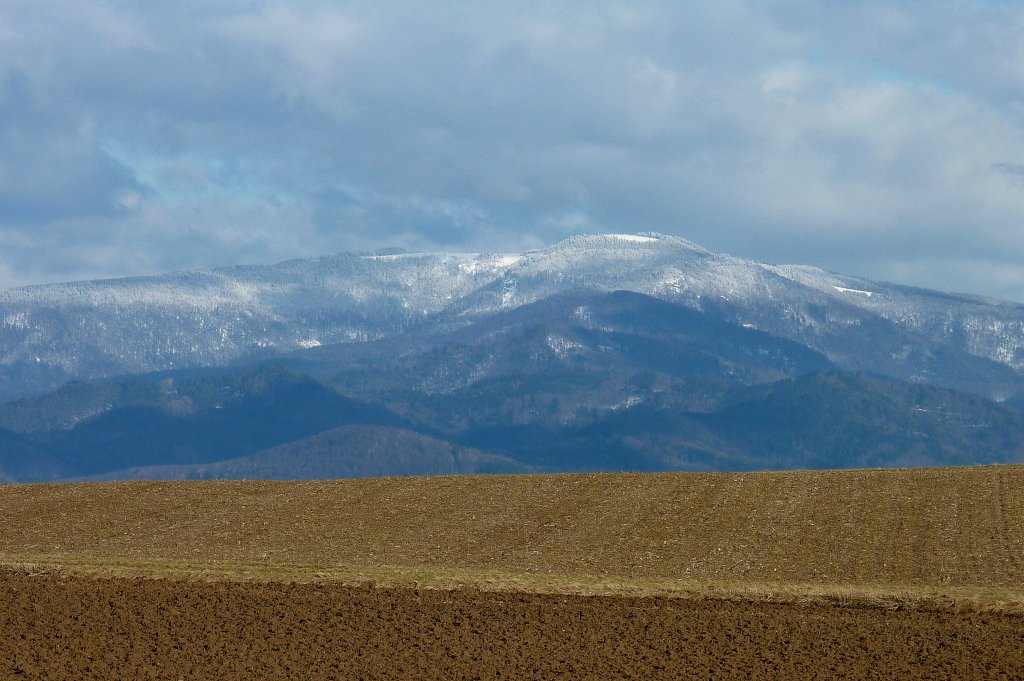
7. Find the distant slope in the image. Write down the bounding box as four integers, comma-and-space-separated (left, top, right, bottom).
0, 427, 55, 481
3, 360, 1024, 481
3, 363, 406, 481
0, 379, 157, 434
1007, 392, 1024, 412
70, 425, 531, 481
301, 290, 834, 431
455, 372, 1024, 473
696, 372, 1024, 469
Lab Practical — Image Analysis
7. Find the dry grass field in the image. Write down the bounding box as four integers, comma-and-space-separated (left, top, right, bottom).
2, 465, 1023, 678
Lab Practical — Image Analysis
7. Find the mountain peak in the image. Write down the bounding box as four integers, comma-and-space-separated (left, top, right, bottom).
543, 232, 711, 256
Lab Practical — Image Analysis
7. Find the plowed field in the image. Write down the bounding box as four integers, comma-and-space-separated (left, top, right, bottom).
3, 570, 1023, 680
2, 466, 1023, 678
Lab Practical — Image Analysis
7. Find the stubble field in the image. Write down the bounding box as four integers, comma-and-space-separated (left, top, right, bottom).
1, 465, 1023, 678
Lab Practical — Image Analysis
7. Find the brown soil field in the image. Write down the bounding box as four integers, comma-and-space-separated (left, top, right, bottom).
2, 465, 1023, 596
2, 466, 1023, 678
3, 570, 1023, 680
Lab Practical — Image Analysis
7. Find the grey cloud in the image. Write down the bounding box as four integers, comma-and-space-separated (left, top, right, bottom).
0, 67, 145, 223
993, 162, 1024, 176
766, 1, 1024, 113
0, 1, 1023, 300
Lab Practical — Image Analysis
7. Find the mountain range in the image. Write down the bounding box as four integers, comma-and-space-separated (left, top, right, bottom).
1, 233, 1023, 482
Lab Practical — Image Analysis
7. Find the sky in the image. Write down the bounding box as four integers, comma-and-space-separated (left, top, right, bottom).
2, 1, 1024, 301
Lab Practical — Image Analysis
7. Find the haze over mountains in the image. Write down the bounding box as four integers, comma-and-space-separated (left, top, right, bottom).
1, 233, 1024, 482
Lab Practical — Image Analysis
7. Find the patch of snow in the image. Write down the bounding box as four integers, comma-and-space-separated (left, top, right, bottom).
3, 312, 28, 329
457, 255, 520, 276
296, 339, 321, 349
546, 334, 585, 358
610, 395, 644, 411
360, 252, 446, 261
833, 286, 874, 297
493, 255, 522, 268
605, 234, 659, 243
501, 276, 517, 308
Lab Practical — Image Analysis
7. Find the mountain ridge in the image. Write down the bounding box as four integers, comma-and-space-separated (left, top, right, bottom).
2, 232, 1023, 401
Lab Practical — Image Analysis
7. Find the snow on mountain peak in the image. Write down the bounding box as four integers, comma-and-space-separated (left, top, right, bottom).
543, 232, 709, 254
606, 233, 659, 243
0, 232, 1022, 400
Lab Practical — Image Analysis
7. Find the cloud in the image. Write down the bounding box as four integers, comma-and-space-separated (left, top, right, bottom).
0, 64, 145, 224
0, 0, 1023, 300
993, 162, 1024, 178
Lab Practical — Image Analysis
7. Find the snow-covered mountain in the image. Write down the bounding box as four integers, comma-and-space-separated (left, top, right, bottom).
1, 233, 1022, 400
0, 249, 518, 399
